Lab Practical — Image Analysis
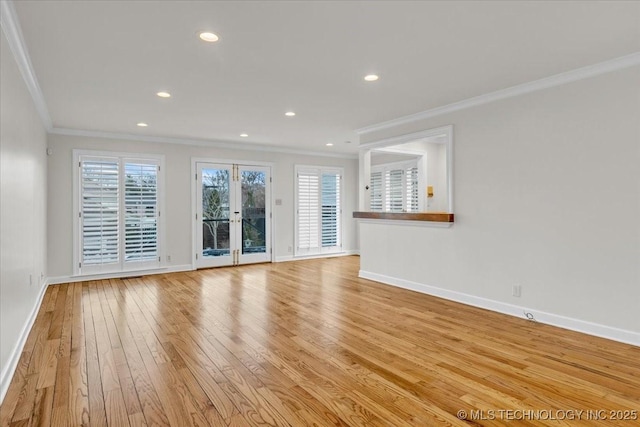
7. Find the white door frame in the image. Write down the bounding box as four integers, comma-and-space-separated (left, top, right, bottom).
191, 158, 274, 269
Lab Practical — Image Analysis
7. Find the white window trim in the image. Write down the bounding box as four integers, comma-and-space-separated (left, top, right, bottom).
294, 165, 344, 258
73, 149, 165, 276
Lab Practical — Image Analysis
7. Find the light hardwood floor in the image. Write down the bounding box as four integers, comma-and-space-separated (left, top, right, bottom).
1, 256, 639, 426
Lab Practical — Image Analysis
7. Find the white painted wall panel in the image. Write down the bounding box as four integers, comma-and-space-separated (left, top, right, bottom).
0, 31, 48, 393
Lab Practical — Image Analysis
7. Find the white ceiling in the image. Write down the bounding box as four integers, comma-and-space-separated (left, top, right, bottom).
11, 1, 640, 154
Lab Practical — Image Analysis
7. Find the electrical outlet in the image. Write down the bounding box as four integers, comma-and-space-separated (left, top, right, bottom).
29, 274, 33, 286
167, 255, 171, 262
512, 284, 522, 297
287, 246, 292, 253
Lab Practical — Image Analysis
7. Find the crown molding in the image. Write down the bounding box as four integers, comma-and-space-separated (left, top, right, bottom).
356, 52, 640, 136
359, 125, 452, 150
50, 127, 358, 159
0, 0, 52, 130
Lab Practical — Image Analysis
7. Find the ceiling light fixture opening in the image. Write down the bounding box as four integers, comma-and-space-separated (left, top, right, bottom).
326, 143, 334, 146
199, 32, 219, 42
364, 74, 379, 82
157, 91, 171, 98
285, 111, 296, 117
240, 133, 249, 137
137, 122, 148, 127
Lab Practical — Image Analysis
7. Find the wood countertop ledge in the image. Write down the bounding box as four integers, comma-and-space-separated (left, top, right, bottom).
353, 211, 454, 222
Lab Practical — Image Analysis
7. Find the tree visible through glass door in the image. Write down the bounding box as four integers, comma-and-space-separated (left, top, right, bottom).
241, 170, 267, 255
202, 167, 231, 260
196, 163, 271, 268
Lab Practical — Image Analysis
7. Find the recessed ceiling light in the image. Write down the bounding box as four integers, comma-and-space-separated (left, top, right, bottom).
364, 74, 379, 82
156, 91, 171, 98
326, 143, 334, 147
240, 133, 248, 137
137, 122, 148, 127
285, 111, 296, 117
199, 32, 219, 42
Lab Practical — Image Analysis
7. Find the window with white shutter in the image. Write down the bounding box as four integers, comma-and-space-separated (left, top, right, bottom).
296, 169, 320, 252
321, 172, 341, 248
124, 162, 158, 262
371, 160, 420, 212
370, 171, 383, 211
81, 158, 120, 268
295, 166, 343, 256
75, 151, 163, 275
406, 166, 419, 212
385, 169, 404, 212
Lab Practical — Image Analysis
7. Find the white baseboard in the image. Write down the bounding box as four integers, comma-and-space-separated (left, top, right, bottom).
0, 279, 49, 404
359, 270, 640, 347
275, 250, 359, 263
47, 264, 193, 285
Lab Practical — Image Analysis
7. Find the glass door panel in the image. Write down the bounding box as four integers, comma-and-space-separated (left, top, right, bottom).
196, 163, 271, 268
197, 164, 234, 268
238, 167, 270, 264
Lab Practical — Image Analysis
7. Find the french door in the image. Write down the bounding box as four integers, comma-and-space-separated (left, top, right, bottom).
195, 162, 271, 268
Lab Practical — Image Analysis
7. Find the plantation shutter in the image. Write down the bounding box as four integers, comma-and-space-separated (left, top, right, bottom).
296, 168, 320, 252
370, 171, 383, 211
406, 166, 419, 212
124, 161, 159, 262
78, 154, 161, 275
321, 172, 341, 248
295, 166, 343, 256
385, 169, 404, 212
372, 160, 421, 213
81, 158, 120, 268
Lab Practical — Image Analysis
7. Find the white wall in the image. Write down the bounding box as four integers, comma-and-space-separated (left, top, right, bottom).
0, 31, 48, 396
358, 65, 640, 341
371, 152, 418, 165
47, 134, 358, 279
425, 142, 447, 212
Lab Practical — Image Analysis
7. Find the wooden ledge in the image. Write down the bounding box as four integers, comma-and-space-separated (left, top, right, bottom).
353, 211, 454, 222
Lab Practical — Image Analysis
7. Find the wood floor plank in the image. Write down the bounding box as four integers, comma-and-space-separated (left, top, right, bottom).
0, 297, 56, 426
2, 257, 639, 426
117, 280, 202, 427
0, 351, 31, 427
8, 306, 54, 424
82, 282, 107, 426
101, 279, 171, 427
67, 282, 90, 427
50, 284, 74, 425
27, 386, 54, 427
88, 281, 131, 427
